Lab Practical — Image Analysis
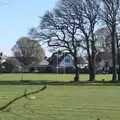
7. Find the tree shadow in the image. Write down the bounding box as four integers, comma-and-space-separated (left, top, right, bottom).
0, 80, 120, 86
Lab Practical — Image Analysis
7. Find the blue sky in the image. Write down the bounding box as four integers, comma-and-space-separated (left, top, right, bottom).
0, 0, 58, 56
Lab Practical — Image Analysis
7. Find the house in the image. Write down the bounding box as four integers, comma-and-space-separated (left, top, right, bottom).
47, 51, 73, 73
48, 51, 87, 73
58, 53, 74, 68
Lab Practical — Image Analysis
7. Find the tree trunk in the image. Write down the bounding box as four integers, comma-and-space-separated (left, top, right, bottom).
89, 60, 95, 81
85, 34, 96, 81
117, 35, 120, 81
112, 45, 117, 81
89, 40, 96, 81
74, 67, 79, 82
118, 63, 120, 81
117, 50, 120, 81
74, 57, 79, 82
87, 49, 95, 81
111, 26, 117, 81
85, 37, 95, 81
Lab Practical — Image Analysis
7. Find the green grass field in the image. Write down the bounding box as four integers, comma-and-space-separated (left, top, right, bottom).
0, 73, 112, 81
0, 74, 119, 120
0, 85, 120, 120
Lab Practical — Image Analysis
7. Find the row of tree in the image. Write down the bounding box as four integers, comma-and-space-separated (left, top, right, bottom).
29, 0, 120, 82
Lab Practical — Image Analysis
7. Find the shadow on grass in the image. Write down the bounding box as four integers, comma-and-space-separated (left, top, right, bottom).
0, 80, 120, 86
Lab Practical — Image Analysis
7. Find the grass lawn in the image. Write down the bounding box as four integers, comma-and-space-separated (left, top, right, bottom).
0, 74, 118, 120
0, 85, 120, 120
0, 73, 112, 81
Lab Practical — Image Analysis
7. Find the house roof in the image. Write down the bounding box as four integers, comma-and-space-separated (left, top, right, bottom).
48, 51, 86, 66
48, 52, 71, 66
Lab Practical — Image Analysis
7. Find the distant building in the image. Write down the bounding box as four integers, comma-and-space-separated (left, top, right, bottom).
29, 57, 49, 73
47, 51, 87, 73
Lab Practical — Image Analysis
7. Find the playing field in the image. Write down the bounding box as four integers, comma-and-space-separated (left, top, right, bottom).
0, 85, 120, 120
0, 74, 119, 120
0, 73, 112, 81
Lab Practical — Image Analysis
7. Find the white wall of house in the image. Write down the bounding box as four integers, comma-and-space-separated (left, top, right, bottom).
58, 55, 74, 68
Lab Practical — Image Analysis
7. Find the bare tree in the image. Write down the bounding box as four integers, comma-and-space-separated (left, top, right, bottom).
12, 37, 45, 72
65, 0, 100, 81
101, 0, 120, 81
30, 0, 100, 81
30, 5, 83, 81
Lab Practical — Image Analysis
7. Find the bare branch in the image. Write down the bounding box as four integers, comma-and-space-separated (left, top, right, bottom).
0, 86, 47, 111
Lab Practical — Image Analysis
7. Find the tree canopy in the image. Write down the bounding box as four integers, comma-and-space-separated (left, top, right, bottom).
12, 37, 45, 69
